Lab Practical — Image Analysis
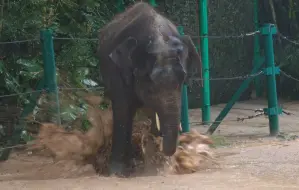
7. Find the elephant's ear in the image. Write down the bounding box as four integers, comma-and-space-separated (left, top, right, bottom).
109, 37, 138, 85
109, 37, 138, 67
180, 35, 202, 77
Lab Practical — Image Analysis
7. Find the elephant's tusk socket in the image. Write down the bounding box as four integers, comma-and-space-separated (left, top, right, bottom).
155, 112, 161, 131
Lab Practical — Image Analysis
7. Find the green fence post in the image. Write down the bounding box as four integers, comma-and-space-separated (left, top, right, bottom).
148, 0, 157, 7
199, 0, 211, 125
260, 24, 280, 136
117, 0, 125, 13
177, 26, 190, 133
253, 0, 262, 98
40, 29, 61, 126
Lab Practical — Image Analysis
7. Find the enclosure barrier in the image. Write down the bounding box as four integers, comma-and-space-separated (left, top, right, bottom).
199, 0, 211, 125
261, 24, 280, 136
3, 0, 299, 161
41, 30, 61, 126
207, 24, 281, 135
177, 26, 190, 133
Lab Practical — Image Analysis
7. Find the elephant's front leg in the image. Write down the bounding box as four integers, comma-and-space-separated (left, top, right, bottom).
109, 96, 135, 177
123, 105, 137, 172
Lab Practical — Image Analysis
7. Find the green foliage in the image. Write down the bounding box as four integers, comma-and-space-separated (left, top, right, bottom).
0, 0, 115, 105
0, 0, 118, 148
20, 130, 35, 142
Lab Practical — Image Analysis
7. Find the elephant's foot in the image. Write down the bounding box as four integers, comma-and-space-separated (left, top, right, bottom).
125, 157, 139, 174
108, 161, 131, 177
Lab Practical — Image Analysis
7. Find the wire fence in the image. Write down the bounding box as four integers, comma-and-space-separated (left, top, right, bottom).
277, 32, 299, 46
50, 30, 299, 43
191, 30, 260, 39
1, 29, 298, 99
0, 87, 105, 98
0, 38, 39, 45
280, 70, 299, 82
0, 71, 266, 99
0, 29, 298, 109
0, 29, 261, 45
0, 29, 264, 100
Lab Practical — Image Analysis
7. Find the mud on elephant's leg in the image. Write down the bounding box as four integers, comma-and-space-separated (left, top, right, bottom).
140, 110, 163, 174
123, 106, 137, 172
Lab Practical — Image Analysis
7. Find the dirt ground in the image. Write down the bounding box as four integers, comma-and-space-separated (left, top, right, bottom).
1, 99, 299, 190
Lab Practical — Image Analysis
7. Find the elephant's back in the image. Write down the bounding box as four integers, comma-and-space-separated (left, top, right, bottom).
97, 3, 155, 51
97, 2, 179, 55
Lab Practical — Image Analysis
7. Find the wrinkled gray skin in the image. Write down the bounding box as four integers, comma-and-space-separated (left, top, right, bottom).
96, 2, 201, 177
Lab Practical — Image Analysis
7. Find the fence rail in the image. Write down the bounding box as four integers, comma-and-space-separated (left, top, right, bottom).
0, 29, 261, 45
278, 32, 299, 46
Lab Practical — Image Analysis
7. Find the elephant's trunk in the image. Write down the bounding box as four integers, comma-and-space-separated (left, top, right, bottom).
157, 95, 181, 156
161, 117, 179, 156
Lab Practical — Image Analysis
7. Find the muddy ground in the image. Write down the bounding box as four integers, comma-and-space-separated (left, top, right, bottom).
1, 99, 299, 190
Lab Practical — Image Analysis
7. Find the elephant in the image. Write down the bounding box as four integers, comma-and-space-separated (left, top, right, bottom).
96, 2, 201, 177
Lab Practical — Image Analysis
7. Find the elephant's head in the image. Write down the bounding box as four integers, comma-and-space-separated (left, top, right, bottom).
132, 34, 200, 156
105, 5, 201, 156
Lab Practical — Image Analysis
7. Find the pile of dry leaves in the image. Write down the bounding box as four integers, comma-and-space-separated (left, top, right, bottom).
28, 94, 216, 175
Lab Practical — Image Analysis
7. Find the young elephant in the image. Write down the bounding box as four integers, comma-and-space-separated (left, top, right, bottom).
96, 2, 201, 177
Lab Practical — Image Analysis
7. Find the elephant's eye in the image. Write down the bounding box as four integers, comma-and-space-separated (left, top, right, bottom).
172, 41, 179, 46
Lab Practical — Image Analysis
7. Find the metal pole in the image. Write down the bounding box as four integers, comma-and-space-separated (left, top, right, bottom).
40, 29, 61, 125
177, 26, 190, 133
148, 0, 157, 7
117, 0, 125, 13
253, 0, 262, 98
199, 0, 211, 124
261, 23, 280, 136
